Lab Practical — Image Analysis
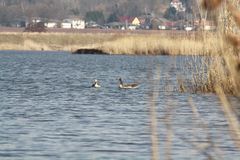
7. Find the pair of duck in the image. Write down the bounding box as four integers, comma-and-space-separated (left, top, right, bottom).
92, 78, 139, 89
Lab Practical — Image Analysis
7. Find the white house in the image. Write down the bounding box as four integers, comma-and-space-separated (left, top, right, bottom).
72, 19, 85, 29
128, 25, 137, 30
170, 0, 186, 12
32, 17, 41, 23
61, 19, 85, 29
45, 22, 57, 28
61, 22, 72, 29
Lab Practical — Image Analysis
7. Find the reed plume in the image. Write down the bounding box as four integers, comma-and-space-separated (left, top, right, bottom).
226, 33, 240, 48
228, 3, 240, 28
202, 0, 223, 10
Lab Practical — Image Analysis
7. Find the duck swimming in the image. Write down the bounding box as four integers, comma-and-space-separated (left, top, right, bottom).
92, 79, 101, 88
118, 78, 139, 89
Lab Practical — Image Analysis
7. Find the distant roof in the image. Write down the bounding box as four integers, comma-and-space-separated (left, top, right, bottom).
158, 18, 169, 22
106, 22, 124, 26
62, 18, 84, 23
118, 16, 135, 23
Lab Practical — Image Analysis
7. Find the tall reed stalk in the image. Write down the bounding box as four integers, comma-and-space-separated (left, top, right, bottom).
192, 0, 240, 150
185, 0, 240, 97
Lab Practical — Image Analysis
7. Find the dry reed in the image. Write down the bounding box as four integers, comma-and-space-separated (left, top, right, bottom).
0, 32, 224, 56
185, 0, 240, 151
148, 67, 160, 160
181, 0, 240, 97
98, 33, 225, 55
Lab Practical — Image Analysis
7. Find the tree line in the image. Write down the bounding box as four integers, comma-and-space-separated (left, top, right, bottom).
0, 0, 195, 26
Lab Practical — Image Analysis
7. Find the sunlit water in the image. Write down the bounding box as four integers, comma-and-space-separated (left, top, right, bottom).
0, 51, 239, 160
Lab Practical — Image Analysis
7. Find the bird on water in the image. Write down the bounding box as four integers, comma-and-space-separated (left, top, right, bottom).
118, 78, 139, 89
92, 79, 101, 88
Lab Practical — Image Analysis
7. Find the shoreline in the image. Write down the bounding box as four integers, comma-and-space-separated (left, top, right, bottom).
0, 29, 224, 56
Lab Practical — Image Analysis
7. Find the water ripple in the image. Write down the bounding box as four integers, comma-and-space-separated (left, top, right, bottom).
0, 51, 239, 160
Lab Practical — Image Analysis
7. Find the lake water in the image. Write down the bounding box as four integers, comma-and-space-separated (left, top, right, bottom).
0, 51, 239, 160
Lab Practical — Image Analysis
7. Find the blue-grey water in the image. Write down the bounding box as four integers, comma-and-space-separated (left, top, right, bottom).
0, 51, 239, 160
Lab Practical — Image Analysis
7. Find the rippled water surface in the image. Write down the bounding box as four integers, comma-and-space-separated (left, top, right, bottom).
0, 51, 239, 160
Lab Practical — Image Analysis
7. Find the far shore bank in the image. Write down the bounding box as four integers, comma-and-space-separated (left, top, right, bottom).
0, 29, 225, 56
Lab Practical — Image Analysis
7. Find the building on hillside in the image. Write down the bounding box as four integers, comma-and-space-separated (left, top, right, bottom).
85, 21, 102, 29
131, 17, 140, 26
61, 19, 72, 29
72, 19, 85, 29
44, 20, 59, 28
138, 16, 150, 29
105, 22, 125, 29
61, 19, 85, 29
170, 0, 186, 12
31, 17, 42, 23
118, 16, 140, 30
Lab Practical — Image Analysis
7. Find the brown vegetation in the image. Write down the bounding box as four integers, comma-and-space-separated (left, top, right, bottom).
0, 31, 225, 56
184, 0, 240, 151
186, 0, 240, 97
202, 0, 223, 10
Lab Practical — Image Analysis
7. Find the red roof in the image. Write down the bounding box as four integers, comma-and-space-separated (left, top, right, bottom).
118, 16, 135, 23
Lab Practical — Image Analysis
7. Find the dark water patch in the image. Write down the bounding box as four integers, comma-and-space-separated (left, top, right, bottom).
73, 48, 109, 55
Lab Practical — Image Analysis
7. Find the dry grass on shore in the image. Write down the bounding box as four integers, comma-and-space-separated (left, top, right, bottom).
98, 33, 225, 55
0, 32, 114, 52
0, 31, 225, 56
